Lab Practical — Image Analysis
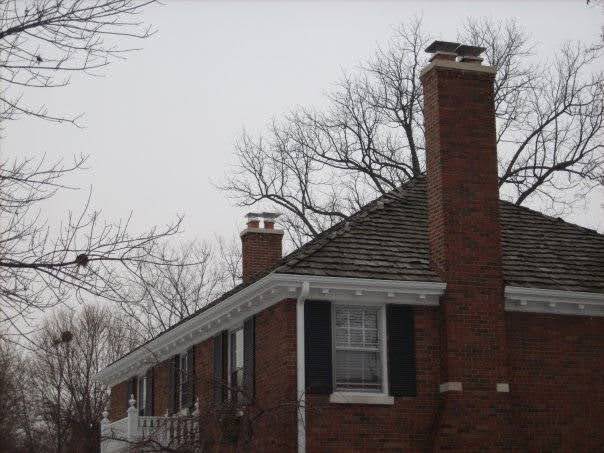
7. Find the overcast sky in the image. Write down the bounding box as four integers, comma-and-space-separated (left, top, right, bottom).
3, 1, 603, 251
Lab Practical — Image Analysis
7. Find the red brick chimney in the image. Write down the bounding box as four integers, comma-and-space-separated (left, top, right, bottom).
240, 212, 283, 284
421, 42, 512, 450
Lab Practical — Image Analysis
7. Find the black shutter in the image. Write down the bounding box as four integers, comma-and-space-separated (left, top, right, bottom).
213, 331, 228, 404
304, 300, 332, 394
126, 377, 136, 410
145, 369, 154, 415
243, 316, 256, 402
185, 347, 195, 409
168, 355, 179, 414
387, 304, 417, 397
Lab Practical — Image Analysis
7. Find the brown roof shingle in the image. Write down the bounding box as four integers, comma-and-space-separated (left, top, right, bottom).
275, 176, 604, 294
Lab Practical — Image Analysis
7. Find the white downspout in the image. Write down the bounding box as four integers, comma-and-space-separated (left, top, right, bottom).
296, 281, 310, 453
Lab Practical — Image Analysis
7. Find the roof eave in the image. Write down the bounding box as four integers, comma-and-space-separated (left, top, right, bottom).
95, 272, 446, 387
505, 285, 604, 316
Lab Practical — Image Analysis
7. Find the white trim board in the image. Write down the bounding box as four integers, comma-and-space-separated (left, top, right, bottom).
95, 273, 446, 387
95, 275, 604, 387
505, 286, 604, 317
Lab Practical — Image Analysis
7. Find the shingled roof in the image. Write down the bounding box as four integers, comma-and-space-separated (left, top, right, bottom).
274, 177, 439, 282
273, 176, 604, 294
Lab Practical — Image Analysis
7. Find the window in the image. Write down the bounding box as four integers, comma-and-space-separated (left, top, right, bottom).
229, 326, 245, 402
179, 353, 188, 410
137, 375, 147, 415
171, 349, 194, 414
333, 305, 384, 393
215, 318, 255, 406
306, 300, 415, 403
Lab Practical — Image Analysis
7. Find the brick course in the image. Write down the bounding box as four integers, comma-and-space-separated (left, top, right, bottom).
108, 303, 604, 452
507, 312, 604, 452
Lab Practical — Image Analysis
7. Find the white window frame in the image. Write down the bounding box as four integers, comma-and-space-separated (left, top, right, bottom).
227, 324, 244, 402
178, 353, 189, 412
330, 302, 393, 405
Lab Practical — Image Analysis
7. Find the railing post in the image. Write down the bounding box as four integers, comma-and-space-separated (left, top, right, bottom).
100, 410, 110, 453
127, 394, 138, 443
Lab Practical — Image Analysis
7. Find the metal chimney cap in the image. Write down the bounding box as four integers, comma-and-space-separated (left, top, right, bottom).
425, 41, 486, 59
425, 40, 460, 54
260, 212, 281, 220
455, 44, 486, 58
245, 212, 281, 219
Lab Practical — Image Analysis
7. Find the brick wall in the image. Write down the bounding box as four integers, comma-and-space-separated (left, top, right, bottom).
191, 298, 297, 452
507, 312, 604, 452
153, 358, 171, 416
246, 298, 298, 451
108, 380, 128, 421
106, 298, 297, 451
107, 299, 604, 452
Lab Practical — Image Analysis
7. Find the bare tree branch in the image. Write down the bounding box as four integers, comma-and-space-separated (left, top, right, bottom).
117, 240, 241, 340
0, 0, 158, 124
221, 18, 604, 243
0, 152, 185, 343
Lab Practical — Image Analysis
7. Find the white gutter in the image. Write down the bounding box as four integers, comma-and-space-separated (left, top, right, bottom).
296, 281, 309, 453
505, 286, 604, 316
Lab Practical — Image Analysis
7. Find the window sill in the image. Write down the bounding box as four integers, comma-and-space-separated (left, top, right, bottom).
329, 392, 394, 405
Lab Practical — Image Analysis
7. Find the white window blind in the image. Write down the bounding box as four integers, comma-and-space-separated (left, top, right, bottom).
230, 327, 244, 400
334, 305, 382, 392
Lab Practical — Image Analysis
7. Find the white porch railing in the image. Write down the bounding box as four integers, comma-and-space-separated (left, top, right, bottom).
100, 395, 200, 453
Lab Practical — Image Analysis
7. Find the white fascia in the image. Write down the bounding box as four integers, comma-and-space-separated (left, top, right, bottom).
505, 286, 604, 316
95, 273, 446, 387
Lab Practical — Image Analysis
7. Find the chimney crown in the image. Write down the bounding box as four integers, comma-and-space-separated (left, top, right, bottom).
424, 40, 487, 66
244, 212, 281, 230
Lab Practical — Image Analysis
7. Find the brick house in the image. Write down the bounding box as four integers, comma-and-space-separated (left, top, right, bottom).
96, 41, 604, 452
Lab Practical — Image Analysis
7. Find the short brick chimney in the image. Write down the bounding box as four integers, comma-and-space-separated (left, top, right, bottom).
421, 41, 512, 450
240, 212, 284, 284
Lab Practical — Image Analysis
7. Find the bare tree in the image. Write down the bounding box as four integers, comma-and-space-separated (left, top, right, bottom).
215, 234, 242, 289
0, 151, 184, 343
118, 240, 240, 340
0, 0, 157, 124
0, 0, 191, 343
220, 18, 604, 247
0, 337, 25, 451
24, 304, 139, 453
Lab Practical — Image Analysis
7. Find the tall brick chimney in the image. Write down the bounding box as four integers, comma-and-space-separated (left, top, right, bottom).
420, 41, 512, 450
240, 212, 283, 284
